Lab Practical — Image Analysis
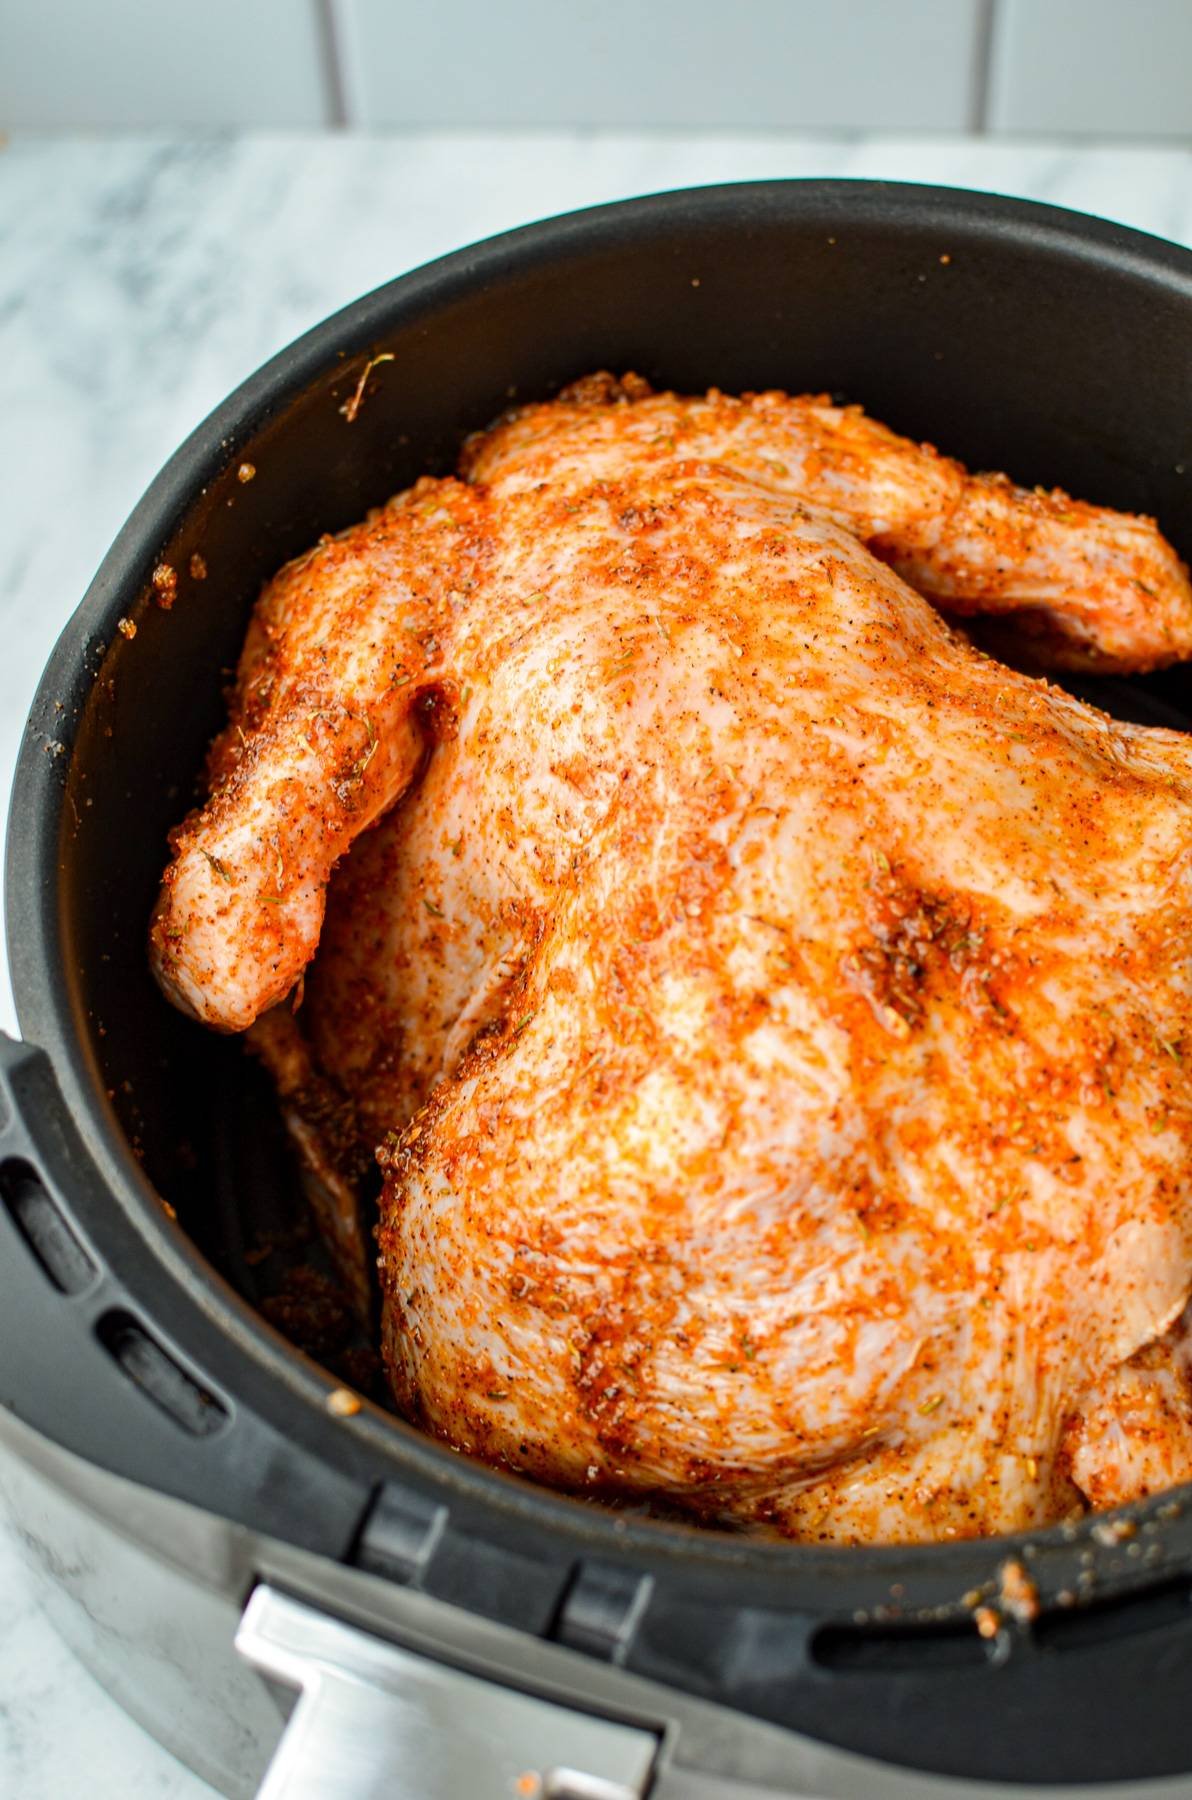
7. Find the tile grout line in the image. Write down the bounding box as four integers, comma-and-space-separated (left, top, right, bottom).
970, 0, 999, 135
316, 0, 352, 129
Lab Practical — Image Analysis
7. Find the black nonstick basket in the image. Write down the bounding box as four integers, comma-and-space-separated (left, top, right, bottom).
3, 182, 1192, 1797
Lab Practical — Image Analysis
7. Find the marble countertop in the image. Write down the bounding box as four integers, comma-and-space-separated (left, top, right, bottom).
3, 128, 1192, 1799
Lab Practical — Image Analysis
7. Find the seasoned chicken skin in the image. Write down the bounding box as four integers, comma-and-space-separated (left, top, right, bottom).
151, 378, 1192, 1542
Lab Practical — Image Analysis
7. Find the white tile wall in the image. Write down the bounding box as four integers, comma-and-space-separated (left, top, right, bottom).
0, 0, 335, 128
335, 0, 985, 131
1, 0, 1190, 138
988, 0, 1192, 138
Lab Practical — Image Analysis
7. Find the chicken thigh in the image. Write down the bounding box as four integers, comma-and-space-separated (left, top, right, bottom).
152, 377, 1192, 1541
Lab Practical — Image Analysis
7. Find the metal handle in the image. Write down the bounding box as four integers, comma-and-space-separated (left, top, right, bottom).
237, 1585, 660, 1800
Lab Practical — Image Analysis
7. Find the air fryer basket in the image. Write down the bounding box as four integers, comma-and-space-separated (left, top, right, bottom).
6, 182, 1192, 1789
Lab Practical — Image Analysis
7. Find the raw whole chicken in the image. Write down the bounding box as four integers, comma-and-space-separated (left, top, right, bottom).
151, 374, 1192, 1543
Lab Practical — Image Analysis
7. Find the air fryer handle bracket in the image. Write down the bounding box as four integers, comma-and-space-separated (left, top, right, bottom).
237, 1583, 661, 1800
0, 1030, 235, 1463
0, 1032, 368, 1556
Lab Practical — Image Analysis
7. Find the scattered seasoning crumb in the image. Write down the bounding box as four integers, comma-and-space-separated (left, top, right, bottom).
939, 253, 952, 265
879, 1004, 911, 1040
326, 1386, 361, 1417
189, 552, 208, 581
1091, 1516, 1137, 1546
691, 277, 701, 288
514, 1775, 541, 1800
998, 1557, 1040, 1624
160, 1199, 178, 1222
961, 1587, 984, 1609
237, 461, 256, 484
152, 562, 178, 609
340, 352, 395, 424
116, 616, 137, 640
973, 1604, 1001, 1639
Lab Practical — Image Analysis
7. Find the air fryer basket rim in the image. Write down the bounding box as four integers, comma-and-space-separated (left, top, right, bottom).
9, 175, 1192, 1600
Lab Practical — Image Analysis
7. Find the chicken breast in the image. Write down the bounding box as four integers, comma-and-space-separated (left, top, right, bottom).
151, 377, 1192, 1541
